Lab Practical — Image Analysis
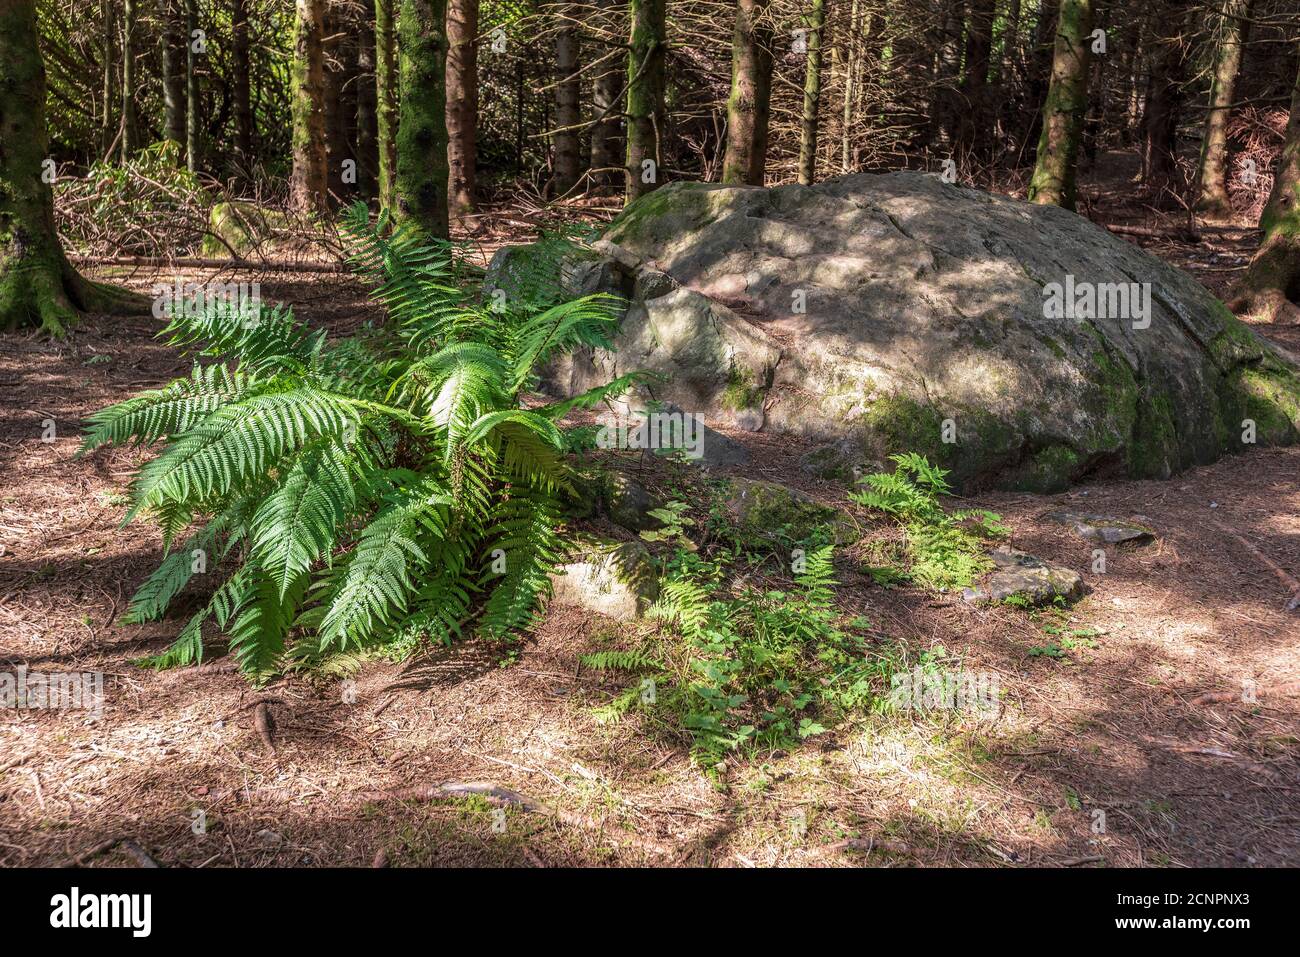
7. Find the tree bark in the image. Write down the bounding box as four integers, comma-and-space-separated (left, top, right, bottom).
395, 0, 450, 238
956, 0, 997, 159
1195, 0, 1254, 219
1027, 0, 1093, 210
375, 0, 399, 210
625, 0, 666, 202
0, 0, 146, 334
121, 0, 138, 159
797, 0, 825, 186
159, 0, 186, 154
589, 0, 623, 193
290, 0, 329, 212
722, 0, 774, 185
1140, 1, 1192, 196
357, 0, 380, 199
184, 0, 200, 172
232, 0, 253, 165
101, 0, 116, 155
323, 1, 356, 203
1229, 55, 1300, 322
446, 0, 478, 216
551, 8, 582, 197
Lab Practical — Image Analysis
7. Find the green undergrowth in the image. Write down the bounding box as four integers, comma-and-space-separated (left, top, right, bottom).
849, 453, 1008, 591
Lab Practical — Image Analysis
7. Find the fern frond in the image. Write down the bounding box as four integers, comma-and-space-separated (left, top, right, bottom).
80, 363, 254, 453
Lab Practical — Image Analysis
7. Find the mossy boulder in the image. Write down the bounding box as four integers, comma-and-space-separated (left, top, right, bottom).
202, 202, 291, 258
523, 172, 1300, 491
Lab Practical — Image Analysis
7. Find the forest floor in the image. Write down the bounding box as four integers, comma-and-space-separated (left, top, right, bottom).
2, 161, 1299, 868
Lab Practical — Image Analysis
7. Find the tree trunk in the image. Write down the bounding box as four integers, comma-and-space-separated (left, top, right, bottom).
445, 0, 478, 217
323, 2, 355, 203
956, 0, 997, 159
722, 0, 774, 185
121, 0, 138, 159
184, 0, 200, 172
1195, 0, 1254, 219
1229, 55, 1300, 322
796, 0, 825, 186
101, 0, 116, 156
0, 0, 146, 334
395, 0, 450, 238
1141, 1, 1192, 196
1027, 0, 1093, 210
551, 9, 582, 197
1020, 0, 1059, 158
356, 0, 380, 199
625, 0, 666, 202
232, 0, 253, 164
839, 0, 859, 172
375, 0, 399, 210
291, 0, 329, 212
159, 0, 186, 154
589, 0, 623, 193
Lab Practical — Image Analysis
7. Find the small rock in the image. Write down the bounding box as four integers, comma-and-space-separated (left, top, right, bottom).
605, 473, 663, 533
549, 540, 659, 618
962, 548, 1085, 607
1044, 510, 1155, 546
725, 477, 854, 546
799, 440, 879, 484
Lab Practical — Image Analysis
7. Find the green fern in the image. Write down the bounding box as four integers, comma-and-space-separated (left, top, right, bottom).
88, 205, 639, 683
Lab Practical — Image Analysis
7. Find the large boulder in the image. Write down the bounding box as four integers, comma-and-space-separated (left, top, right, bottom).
499, 172, 1300, 491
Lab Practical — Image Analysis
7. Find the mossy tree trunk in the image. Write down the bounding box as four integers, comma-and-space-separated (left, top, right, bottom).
796, 0, 826, 186
1027, 0, 1093, 211
551, 8, 581, 197
625, 0, 666, 203
356, 0, 380, 199
395, 0, 450, 239
446, 0, 478, 217
0, 0, 146, 334
1195, 0, 1254, 219
375, 0, 399, 211
1229, 55, 1300, 323
721, 0, 775, 186
290, 0, 328, 212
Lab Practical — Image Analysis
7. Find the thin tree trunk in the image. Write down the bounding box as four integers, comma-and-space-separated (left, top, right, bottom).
957, 0, 997, 159
357, 0, 380, 199
121, 0, 138, 159
839, 0, 859, 171
589, 0, 623, 193
797, 0, 826, 186
1027, 0, 1093, 210
625, 0, 666, 202
374, 0, 398, 210
323, 2, 354, 203
395, 0, 450, 238
1196, 0, 1254, 218
101, 0, 116, 155
290, 0, 329, 212
445, 0, 478, 216
232, 0, 253, 164
159, 0, 186, 154
0, 0, 145, 334
184, 0, 200, 172
551, 8, 581, 197
1141, 1, 1192, 196
1229, 54, 1300, 322
722, 0, 774, 185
